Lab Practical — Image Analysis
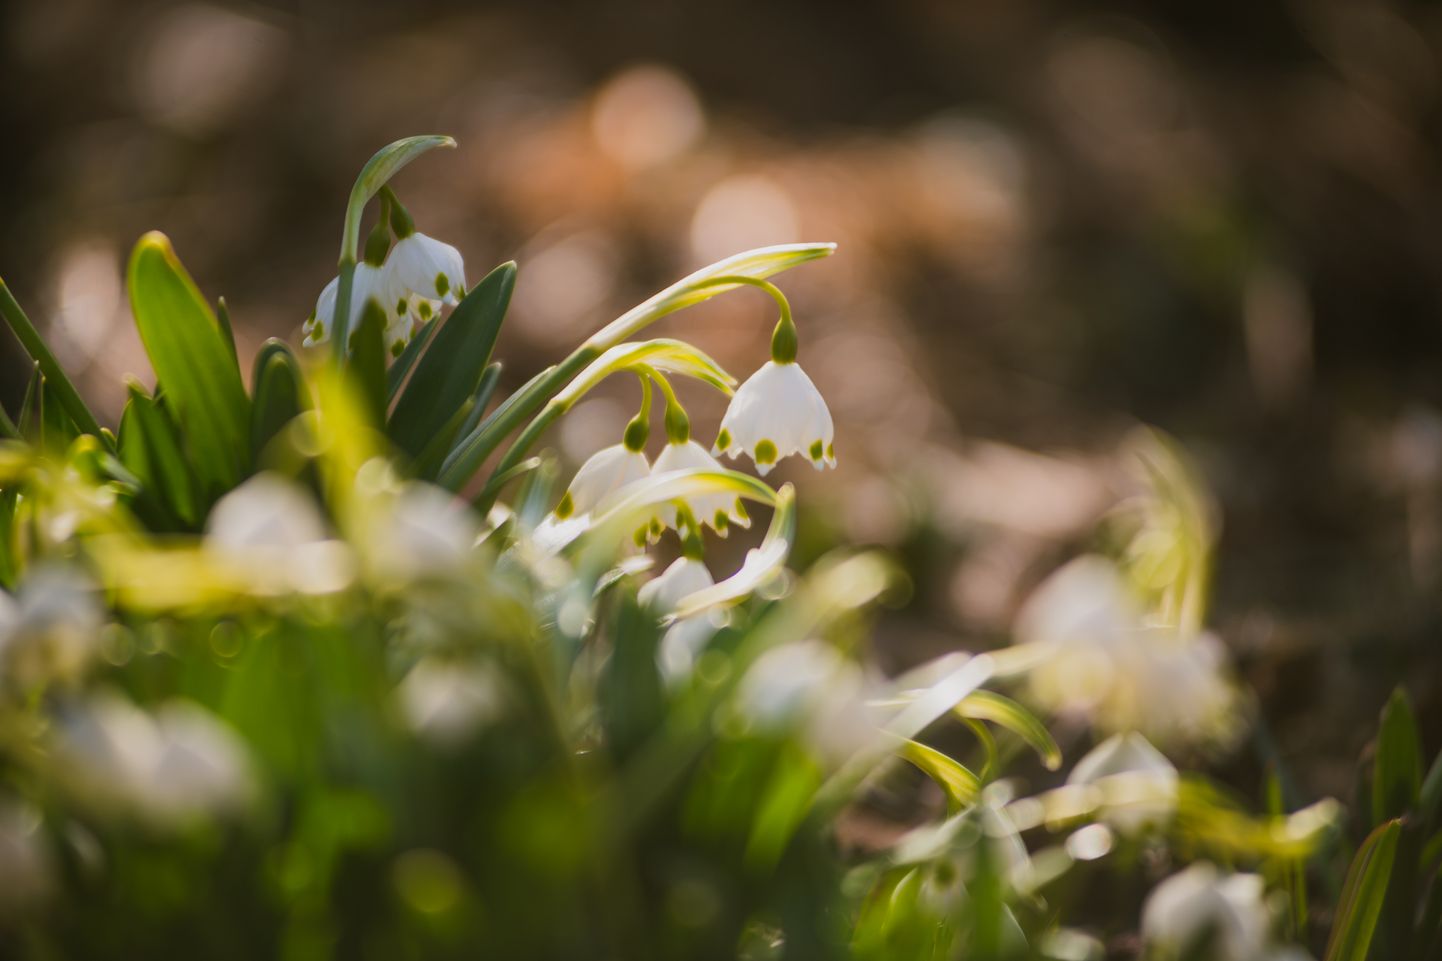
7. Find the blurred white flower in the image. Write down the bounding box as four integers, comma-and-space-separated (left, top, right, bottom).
1068, 731, 1178, 834
651, 440, 751, 536
1015, 555, 1240, 748
737, 640, 876, 765
1141, 863, 1272, 961
638, 556, 718, 681
51, 692, 255, 826
0, 799, 54, 913
384, 232, 466, 307
358, 482, 481, 582
205, 473, 354, 595
0, 566, 103, 690
302, 262, 396, 348
398, 659, 506, 747
713, 361, 835, 476
557, 444, 650, 520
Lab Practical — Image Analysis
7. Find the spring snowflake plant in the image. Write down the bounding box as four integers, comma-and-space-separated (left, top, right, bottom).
0, 136, 1397, 960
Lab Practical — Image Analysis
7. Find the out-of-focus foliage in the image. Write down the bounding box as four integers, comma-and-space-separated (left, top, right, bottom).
0, 135, 1380, 959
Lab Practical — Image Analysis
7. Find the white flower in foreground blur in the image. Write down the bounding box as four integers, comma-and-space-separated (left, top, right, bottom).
638, 556, 718, 682
398, 659, 507, 748
51, 692, 255, 826
302, 262, 394, 348
0, 800, 54, 913
651, 440, 751, 536
1067, 732, 1178, 834
1141, 863, 1273, 961
556, 444, 651, 520
737, 640, 877, 765
357, 482, 481, 582
0, 566, 103, 690
205, 473, 354, 595
384, 232, 466, 307
713, 361, 835, 475
1015, 555, 1241, 749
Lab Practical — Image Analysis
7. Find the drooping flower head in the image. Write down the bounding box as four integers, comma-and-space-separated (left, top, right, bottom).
709, 276, 834, 475
302, 262, 394, 349
648, 374, 749, 538
714, 360, 835, 475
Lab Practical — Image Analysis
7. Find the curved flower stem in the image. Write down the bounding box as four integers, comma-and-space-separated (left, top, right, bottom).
332, 135, 455, 363
443, 245, 832, 494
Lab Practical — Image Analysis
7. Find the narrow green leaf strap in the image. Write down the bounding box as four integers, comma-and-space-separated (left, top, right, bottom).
0, 278, 106, 443
1324, 818, 1402, 961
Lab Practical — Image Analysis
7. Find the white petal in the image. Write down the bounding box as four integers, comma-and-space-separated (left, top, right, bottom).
638, 556, 714, 611
563, 445, 651, 517
385, 233, 467, 306
715, 361, 835, 472
651, 441, 750, 534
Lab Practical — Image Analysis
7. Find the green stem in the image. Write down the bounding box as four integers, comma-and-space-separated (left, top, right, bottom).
331, 258, 358, 364
442, 267, 805, 494
0, 279, 107, 444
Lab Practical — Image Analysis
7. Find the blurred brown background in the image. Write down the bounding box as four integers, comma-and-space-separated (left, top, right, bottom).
3, 0, 1441, 803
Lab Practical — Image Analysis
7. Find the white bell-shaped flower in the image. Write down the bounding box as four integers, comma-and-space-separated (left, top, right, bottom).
713, 360, 835, 475
1141, 863, 1271, 961
651, 440, 751, 536
557, 444, 651, 520
1067, 731, 1179, 834
302, 263, 397, 348
638, 556, 719, 681
384, 232, 466, 306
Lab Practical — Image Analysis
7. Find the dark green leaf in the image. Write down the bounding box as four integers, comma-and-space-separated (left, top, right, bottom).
1324, 818, 1402, 961
118, 381, 202, 529
388, 262, 515, 458
126, 232, 251, 497
347, 300, 388, 429
0, 279, 105, 441
250, 339, 309, 461
1373, 687, 1422, 826
386, 315, 440, 403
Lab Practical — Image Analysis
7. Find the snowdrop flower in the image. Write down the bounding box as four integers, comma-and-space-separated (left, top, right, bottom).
711, 278, 835, 475
0, 566, 103, 690
50, 692, 255, 826
714, 360, 835, 475
0, 799, 54, 912
205, 473, 354, 595
1141, 863, 1272, 961
651, 439, 752, 536
385, 231, 466, 307
638, 555, 719, 681
398, 659, 507, 747
556, 444, 651, 521
1067, 732, 1178, 834
355, 481, 481, 582
1015, 555, 1241, 749
302, 262, 396, 348
736, 640, 877, 765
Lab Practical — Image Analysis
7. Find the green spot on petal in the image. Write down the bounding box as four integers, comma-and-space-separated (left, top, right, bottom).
715, 428, 732, 451
397, 298, 409, 315
555, 491, 574, 519
826, 441, 835, 460
809, 439, 824, 460
418, 301, 433, 320
754, 439, 777, 465
435, 273, 449, 297
714, 510, 729, 532
390, 340, 404, 358
633, 527, 648, 548
734, 498, 749, 522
